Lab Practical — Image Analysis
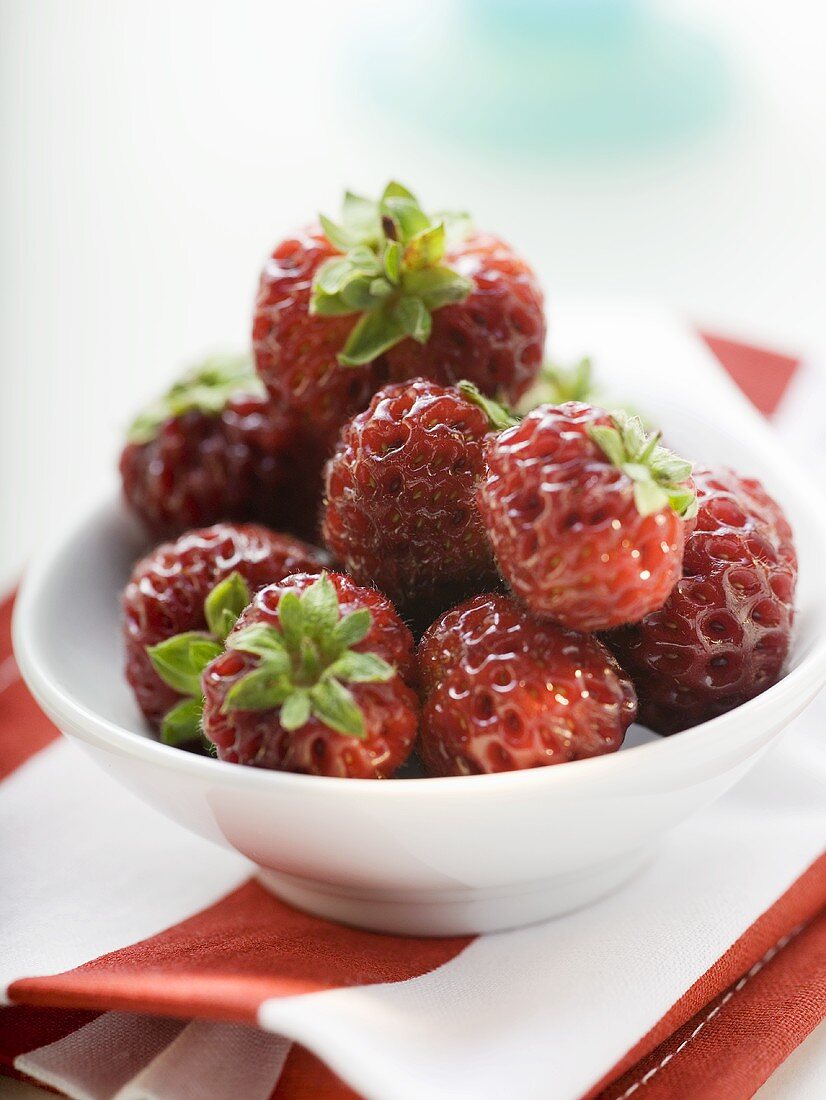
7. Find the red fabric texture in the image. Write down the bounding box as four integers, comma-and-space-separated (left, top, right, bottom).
0, 596, 59, 779
700, 332, 799, 417
271, 1045, 360, 1100
599, 910, 826, 1099
0, 1006, 100, 1068
8, 879, 470, 1023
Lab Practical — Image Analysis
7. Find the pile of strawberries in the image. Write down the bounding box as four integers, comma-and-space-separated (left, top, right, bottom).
121, 182, 798, 779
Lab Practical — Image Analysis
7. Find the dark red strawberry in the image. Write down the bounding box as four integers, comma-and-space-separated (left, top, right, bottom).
606, 467, 797, 734
253, 182, 544, 449
478, 403, 697, 632
322, 378, 511, 616
418, 593, 637, 776
122, 523, 328, 736
201, 572, 418, 779
222, 389, 328, 542
120, 355, 318, 540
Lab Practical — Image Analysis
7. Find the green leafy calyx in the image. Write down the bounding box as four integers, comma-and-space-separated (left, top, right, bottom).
147, 571, 252, 746
457, 381, 520, 431
588, 411, 697, 519
517, 357, 594, 414
205, 572, 252, 643
310, 182, 474, 366
159, 697, 204, 747
223, 572, 395, 740
127, 354, 264, 444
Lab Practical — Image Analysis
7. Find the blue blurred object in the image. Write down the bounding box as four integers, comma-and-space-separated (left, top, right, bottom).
355, 0, 731, 157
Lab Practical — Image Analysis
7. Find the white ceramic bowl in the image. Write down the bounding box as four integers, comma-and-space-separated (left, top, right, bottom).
13, 310, 826, 935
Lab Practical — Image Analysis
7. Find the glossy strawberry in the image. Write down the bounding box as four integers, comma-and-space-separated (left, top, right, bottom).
322, 378, 509, 615
120, 355, 315, 540
418, 594, 637, 776
606, 467, 797, 734
252, 227, 386, 452
122, 523, 327, 733
201, 572, 418, 778
478, 404, 697, 632
382, 230, 544, 401
253, 182, 544, 449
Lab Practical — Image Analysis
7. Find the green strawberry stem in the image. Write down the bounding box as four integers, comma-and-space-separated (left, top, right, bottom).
457, 381, 520, 431
147, 571, 253, 745
310, 182, 474, 366
160, 698, 205, 746
127, 354, 264, 445
223, 573, 396, 740
518, 357, 595, 414
588, 412, 697, 519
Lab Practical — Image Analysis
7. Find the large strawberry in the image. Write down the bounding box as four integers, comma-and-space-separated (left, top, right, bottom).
201, 572, 418, 778
322, 378, 512, 617
478, 403, 697, 632
120, 355, 321, 540
122, 523, 328, 738
606, 467, 797, 733
253, 182, 545, 449
418, 594, 637, 776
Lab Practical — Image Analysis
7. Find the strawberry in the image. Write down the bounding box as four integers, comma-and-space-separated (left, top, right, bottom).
322, 378, 512, 616
252, 227, 385, 452
478, 403, 697, 632
201, 572, 418, 778
418, 594, 637, 776
122, 523, 328, 739
120, 355, 319, 540
252, 182, 544, 449
605, 467, 797, 734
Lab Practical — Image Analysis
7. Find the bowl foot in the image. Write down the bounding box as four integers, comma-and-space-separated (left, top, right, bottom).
257, 849, 653, 936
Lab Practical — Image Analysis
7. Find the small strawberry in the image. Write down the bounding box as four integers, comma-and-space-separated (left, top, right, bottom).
120, 355, 315, 540
322, 378, 513, 616
253, 182, 544, 449
606, 467, 797, 734
122, 523, 328, 737
221, 388, 328, 542
478, 403, 697, 632
418, 594, 637, 776
201, 572, 418, 778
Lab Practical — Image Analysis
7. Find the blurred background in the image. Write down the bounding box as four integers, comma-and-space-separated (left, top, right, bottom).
1, 0, 824, 589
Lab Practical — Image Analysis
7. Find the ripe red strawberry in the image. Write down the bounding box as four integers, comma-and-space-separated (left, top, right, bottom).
478, 403, 697, 632
222, 389, 328, 542
253, 182, 544, 449
120, 355, 319, 540
201, 572, 418, 779
252, 227, 386, 452
122, 523, 328, 736
605, 467, 797, 734
322, 378, 511, 615
418, 594, 637, 776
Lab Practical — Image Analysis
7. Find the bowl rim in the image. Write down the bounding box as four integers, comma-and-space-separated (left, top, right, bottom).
13, 493, 826, 801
